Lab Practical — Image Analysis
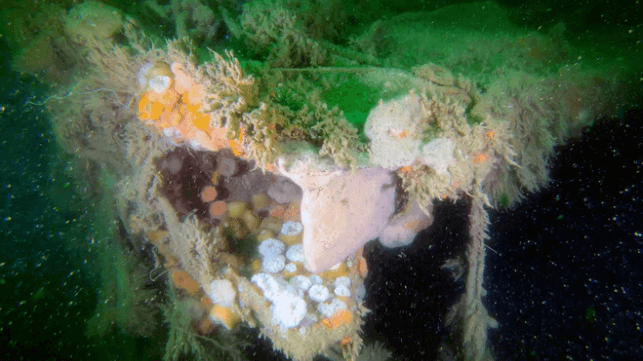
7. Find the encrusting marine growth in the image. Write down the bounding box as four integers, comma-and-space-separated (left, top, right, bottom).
27, 1, 638, 360
137, 60, 245, 155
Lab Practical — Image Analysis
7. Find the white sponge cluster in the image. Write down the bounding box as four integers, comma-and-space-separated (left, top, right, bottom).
258, 238, 285, 257
333, 276, 352, 297
290, 274, 351, 319
285, 244, 305, 262
250, 271, 354, 331
318, 298, 348, 318
290, 275, 312, 291
258, 238, 286, 273
251, 273, 307, 330
281, 221, 304, 237
308, 284, 330, 302
258, 239, 306, 273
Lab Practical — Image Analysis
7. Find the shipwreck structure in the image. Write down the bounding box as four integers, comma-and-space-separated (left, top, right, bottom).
8, 1, 639, 360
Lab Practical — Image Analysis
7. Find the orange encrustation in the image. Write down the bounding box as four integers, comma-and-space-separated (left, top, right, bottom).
209, 200, 227, 217
138, 62, 244, 155
321, 309, 353, 329
209, 304, 241, 330
472, 153, 489, 164
172, 269, 201, 296
200, 186, 218, 202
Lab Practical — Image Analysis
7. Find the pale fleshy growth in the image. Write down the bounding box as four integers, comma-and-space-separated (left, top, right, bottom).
258, 238, 285, 258
209, 279, 236, 308
281, 221, 303, 236
334, 276, 351, 288
278, 157, 397, 273
379, 201, 434, 248
290, 275, 312, 291
364, 93, 425, 169
251, 273, 282, 301
262, 254, 286, 273
271, 294, 307, 330
317, 298, 347, 318
334, 277, 352, 297
334, 284, 351, 297
284, 262, 298, 273
308, 284, 330, 303
250, 273, 307, 330
286, 244, 305, 262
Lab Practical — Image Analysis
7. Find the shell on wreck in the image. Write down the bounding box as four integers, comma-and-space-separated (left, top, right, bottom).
138, 61, 174, 93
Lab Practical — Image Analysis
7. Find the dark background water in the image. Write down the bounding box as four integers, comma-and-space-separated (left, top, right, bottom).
0, 36, 97, 358
0, 35, 155, 360
365, 109, 643, 360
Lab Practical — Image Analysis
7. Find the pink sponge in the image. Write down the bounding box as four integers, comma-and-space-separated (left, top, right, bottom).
379, 201, 434, 248
280, 162, 396, 273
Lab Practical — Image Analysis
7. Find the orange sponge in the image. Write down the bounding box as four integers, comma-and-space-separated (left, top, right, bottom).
208, 304, 241, 330
172, 270, 201, 296
321, 309, 353, 329
137, 62, 244, 153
